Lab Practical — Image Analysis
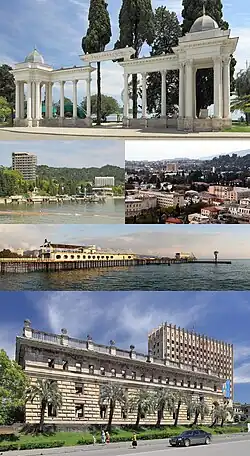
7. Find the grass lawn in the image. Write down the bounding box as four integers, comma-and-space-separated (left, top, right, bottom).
223, 124, 250, 132
0, 424, 246, 450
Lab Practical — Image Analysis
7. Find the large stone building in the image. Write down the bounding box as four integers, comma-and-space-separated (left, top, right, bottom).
148, 323, 233, 399
16, 320, 228, 427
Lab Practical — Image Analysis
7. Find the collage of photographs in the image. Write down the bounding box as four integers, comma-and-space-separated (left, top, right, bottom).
0, 0, 250, 455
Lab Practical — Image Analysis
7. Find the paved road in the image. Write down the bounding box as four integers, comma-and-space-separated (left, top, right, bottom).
1, 126, 250, 140
5, 434, 250, 456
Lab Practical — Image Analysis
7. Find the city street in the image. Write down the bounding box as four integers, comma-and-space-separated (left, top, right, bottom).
5, 434, 250, 456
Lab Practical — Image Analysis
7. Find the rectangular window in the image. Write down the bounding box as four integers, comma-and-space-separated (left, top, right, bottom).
131, 371, 136, 380
62, 360, 68, 371
75, 383, 83, 394
100, 366, 105, 376
48, 403, 57, 417
75, 405, 84, 419
75, 362, 81, 372
89, 365, 94, 374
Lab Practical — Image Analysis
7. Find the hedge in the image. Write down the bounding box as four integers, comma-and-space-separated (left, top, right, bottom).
0, 440, 65, 452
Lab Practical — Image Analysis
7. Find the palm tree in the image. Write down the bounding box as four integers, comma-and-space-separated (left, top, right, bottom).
211, 401, 233, 427
153, 388, 176, 427
26, 379, 63, 432
99, 383, 127, 431
128, 388, 154, 428
186, 398, 210, 426
173, 391, 189, 427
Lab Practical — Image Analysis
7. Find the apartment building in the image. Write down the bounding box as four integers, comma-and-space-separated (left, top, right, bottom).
148, 322, 233, 399
12, 152, 37, 180
125, 196, 157, 217
208, 185, 250, 202
94, 176, 115, 187
140, 191, 185, 208
16, 320, 226, 427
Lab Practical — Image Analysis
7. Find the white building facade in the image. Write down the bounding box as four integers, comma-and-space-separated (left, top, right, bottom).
12, 152, 37, 180
94, 176, 115, 187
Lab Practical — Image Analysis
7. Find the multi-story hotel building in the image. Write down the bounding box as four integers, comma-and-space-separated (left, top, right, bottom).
12, 152, 37, 181
148, 323, 233, 399
94, 176, 115, 187
16, 320, 227, 427
140, 191, 185, 208
208, 185, 250, 202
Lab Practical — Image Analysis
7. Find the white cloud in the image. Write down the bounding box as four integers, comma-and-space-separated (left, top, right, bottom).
0, 326, 18, 359
234, 362, 250, 384
33, 291, 211, 353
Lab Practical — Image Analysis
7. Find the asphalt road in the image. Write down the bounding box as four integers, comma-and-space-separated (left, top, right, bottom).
5, 434, 250, 456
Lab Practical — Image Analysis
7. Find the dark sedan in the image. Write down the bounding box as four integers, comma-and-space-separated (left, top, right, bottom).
169, 430, 212, 447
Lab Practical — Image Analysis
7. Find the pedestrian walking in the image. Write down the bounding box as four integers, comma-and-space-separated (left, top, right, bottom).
101, 430, 106, 444
105, 431, 110, 443
132, 433, 137, 448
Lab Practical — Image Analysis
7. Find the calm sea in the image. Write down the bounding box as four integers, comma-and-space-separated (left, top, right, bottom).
0, 199, 124, 224
0, 260, 249, 291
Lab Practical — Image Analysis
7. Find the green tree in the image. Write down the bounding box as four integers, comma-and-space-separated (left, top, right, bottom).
128, 388, 154, 427
115, 0, 155, 118
0, 65, 15, 124
26, 379, 63, 432
99, 383, 127, 430
231, 67, 250, 124
211, 401, 233, 427
186, 397, 210, 426
147, 7, 182, 116
0, 97, 12, 121
153, 387, 176, 427
182, 0, 236, 116
81, 94, 120, 121
82, 0, 112, 126
0, 349, 29, 425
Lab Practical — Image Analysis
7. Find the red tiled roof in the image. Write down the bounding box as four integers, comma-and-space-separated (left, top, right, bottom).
165, 218, 183, 224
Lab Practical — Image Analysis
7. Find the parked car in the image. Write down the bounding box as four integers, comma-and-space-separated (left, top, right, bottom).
169, 430, 212, 447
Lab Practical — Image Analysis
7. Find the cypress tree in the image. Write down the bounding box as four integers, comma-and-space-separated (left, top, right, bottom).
115, 0, 155, 118
82, 0, 112, 125
182, 0, 236, 115
147, 7, 182, 116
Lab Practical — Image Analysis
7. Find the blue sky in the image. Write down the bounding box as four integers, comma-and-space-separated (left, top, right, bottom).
1, 0, 249, 103
0, 140, 124, 168
1, 224, 250, 258
125, 140, 250, 161
0, 290, 250, 402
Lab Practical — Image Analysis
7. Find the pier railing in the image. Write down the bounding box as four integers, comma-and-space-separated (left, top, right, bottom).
25, 327, 221, 379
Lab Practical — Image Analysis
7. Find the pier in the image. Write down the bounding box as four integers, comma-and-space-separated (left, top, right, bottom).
0, 257, 232, 273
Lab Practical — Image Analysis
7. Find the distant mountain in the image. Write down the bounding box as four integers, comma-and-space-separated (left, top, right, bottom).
200, 150, 250, 160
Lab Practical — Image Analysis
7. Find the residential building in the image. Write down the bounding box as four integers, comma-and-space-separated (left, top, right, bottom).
201, 207, 221, 218
12, 152, 37, 180
148, 322, 233, 399
208, 185, 250, 202
166, 163, 178, 173
125, 196, 157, 217
140, 191, 185, 208
16, 320, 227, 426
188, 213, 210, 224
94, 176, 115, 187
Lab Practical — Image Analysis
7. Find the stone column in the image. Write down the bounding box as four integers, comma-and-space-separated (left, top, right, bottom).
26, 82, 32, 122
48, 82, 53, 118
15, 81, 20, 119
223, 57, 231, 119
141, 72, 147, 118
185, 60, 193, 118
73, 80, 78, 118
45, 83, 49, 118
86, 76, 91, 118
60, 81, 65, 118
178, 63, 185, 117
193, 67, 197, 117
31, 82, 36, 120
213, 57, 222, 118
19, 82, 25, 119
36, 81, 41, 120
161, 70, 167, 118
123, 73, 129, 119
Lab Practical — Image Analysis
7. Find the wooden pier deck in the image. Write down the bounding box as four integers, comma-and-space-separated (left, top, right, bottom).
0, 257, 232, 273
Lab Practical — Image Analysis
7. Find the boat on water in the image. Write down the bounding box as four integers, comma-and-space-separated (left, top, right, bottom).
39, 239, 136, 262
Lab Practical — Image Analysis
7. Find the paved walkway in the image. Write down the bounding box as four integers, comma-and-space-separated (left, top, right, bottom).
1, 126, 250, 140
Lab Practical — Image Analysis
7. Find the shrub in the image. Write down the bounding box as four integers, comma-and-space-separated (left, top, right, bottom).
0, 442, 19, 451
19, 440, 65, 450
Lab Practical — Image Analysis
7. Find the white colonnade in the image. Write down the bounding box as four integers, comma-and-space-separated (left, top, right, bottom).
123, 56, 231, 123
14, 78, 92, 126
